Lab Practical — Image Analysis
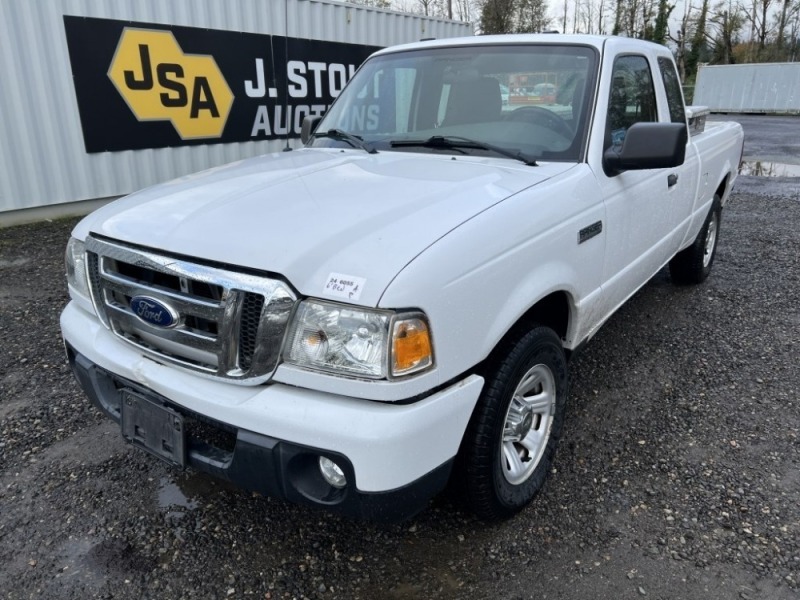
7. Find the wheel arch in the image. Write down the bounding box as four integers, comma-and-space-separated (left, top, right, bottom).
479, 290, 575, 373
513, 290, 571, 343
707, 120, 743, 208
715, 173, 731, 204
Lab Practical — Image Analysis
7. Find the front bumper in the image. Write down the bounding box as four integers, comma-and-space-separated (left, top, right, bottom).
61, 302, 483, 521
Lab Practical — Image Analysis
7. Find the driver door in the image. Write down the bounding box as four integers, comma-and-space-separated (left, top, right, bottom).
591, 51, 676, 314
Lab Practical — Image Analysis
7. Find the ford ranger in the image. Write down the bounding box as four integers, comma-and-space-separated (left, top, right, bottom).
61, 34, 745, 521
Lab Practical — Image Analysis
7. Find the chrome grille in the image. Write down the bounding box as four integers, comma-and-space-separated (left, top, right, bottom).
85, 236, 296, 384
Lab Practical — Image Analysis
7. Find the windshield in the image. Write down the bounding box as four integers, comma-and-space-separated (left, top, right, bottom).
311, 44, 598, 162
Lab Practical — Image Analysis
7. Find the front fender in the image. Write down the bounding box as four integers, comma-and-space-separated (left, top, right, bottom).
379, 165, 605, 384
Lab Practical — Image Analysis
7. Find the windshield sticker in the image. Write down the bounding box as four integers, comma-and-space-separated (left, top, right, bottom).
323, 273, 366, 301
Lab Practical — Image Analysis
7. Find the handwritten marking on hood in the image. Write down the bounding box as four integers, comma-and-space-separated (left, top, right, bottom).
323, 273, 366, 301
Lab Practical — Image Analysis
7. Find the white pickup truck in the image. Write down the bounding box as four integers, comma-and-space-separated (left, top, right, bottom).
62, 34, 744, 521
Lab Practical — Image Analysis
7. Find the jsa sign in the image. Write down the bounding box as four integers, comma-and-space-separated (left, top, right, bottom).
63, 16, 380, 153
108, 28, 234, 139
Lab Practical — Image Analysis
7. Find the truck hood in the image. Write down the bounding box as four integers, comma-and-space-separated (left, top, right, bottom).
75, 149, 573, 306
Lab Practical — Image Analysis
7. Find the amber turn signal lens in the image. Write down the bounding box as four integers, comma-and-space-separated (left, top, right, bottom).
392, 318, 433, 376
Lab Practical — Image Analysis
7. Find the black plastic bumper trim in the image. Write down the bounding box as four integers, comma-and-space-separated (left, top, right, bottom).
65, 342, 452, 522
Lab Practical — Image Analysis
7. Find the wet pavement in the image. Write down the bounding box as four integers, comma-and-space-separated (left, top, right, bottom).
739, 161, 800, 177
710, 113, 800, 167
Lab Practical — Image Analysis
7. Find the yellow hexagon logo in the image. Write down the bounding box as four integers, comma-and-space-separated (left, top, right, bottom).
108, 28, 234, 139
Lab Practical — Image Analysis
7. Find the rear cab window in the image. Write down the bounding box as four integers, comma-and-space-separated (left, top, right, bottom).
657, 56, 688, 126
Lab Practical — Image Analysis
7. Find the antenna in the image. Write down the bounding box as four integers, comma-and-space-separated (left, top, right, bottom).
282, 0, 292, 152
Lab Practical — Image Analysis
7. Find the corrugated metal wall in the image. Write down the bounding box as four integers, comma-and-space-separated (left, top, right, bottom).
0, 0, 471, 215
694, 63, 800, 114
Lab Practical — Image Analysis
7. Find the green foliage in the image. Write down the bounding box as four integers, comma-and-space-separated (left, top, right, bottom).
651, 0, 674, 44
732, 40, 800, 63
480, 0, 516, 33
612, 0, 624, 35
686, 0, 709, 78
479, 0, 549, 34
515, 0, 549, 32
611, 0, 673, 41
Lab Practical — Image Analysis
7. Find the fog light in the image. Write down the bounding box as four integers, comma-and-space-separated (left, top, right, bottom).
319, 456, 347, 489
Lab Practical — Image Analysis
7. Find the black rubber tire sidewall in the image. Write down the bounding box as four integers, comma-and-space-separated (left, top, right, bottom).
460, 325, 568, 521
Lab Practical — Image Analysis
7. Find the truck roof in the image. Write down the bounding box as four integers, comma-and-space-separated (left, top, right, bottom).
372, 33, 671, 57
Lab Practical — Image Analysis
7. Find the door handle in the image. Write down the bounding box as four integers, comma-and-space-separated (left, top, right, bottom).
667, 173, 679, 187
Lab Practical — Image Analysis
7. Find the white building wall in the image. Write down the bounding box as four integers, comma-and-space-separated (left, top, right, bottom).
0, 0, 471, 216
694, 63, 800, 114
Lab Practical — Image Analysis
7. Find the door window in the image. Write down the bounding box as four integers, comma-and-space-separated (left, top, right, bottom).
606, 55, 658, 149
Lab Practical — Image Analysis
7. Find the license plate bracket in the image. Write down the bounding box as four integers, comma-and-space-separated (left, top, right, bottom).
120, 390, 185, 468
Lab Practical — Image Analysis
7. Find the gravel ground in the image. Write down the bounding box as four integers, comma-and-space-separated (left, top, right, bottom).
1, 116, 799, 599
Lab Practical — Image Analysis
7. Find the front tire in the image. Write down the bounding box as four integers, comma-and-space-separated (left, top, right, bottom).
457, 326, 568, 520
669, 194, 722, 284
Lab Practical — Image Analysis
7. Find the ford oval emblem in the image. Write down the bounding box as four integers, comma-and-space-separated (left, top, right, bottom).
129, 295, 179, 328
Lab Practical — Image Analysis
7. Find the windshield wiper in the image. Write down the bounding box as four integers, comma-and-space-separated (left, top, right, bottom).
389, 135, 537, 166
315, 128, 377, 154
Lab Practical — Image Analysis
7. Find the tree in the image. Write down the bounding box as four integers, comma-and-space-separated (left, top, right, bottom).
597, 0, 608, 33
517, 0, 551, 31
608, 0, 664, 37
626, 0, 640, 36
651, 0, 675, 43
709, 1, 744, 63
417, 0, 436, 16
776, 0, 800, 49
480, 0, 517, 32
348, 0, 393, 7
669, 1, 693, 82
452, 0, 472, 20
742, 0, 777, 49
478, 0, 550, 33
612, 0, 625, 33
686, 0, 710, 77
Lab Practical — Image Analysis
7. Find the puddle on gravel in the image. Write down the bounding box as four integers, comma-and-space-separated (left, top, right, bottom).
0, 257, 32, 268
739, 160, 800, 177
157, 476, 200, 510
156, 472, 233, 510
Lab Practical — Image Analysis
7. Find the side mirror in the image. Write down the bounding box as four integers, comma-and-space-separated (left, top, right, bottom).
603, 122, 687, 176
301, 115, 323, 144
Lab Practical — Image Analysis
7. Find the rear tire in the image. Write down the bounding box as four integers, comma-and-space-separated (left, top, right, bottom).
456, 326, 568, 520
669, 194, 722, 284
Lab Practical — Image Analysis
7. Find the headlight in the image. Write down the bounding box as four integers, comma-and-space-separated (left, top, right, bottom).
283, 299, 433, 379
65, 237, 90, 298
